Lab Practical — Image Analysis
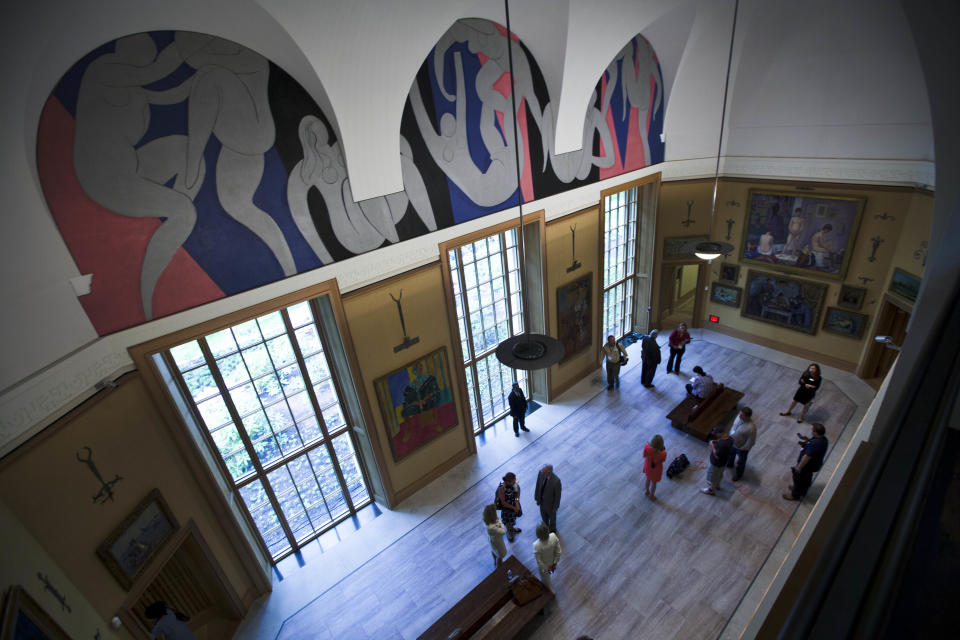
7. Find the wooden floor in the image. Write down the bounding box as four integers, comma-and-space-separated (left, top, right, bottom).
275, 341, 855, 640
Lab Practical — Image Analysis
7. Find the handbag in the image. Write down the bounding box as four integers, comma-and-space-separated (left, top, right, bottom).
510, 575, 545, 605
494, 483, 504, 509
619, 354, 628, 365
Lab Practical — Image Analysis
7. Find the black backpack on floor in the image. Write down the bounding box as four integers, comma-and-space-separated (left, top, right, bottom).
666, 453, 690, 479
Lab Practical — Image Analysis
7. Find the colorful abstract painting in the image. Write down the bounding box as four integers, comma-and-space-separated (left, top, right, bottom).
374, 347, 457, 462
38, 25, 665, 335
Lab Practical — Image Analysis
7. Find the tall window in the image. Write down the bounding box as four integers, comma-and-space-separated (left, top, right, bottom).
163, 299, 370, 561
448, 229, 528, 433
602, 186, 639, 339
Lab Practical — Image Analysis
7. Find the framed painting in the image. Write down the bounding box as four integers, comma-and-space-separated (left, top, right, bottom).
0, 586, 70, 640
663, 235, 709, 261
889, 267, 921, 303
556, 273, 592, 364
718, 262, 740, 284
374, 347, 458, 462
837, 284, 867, 310
741, 269, 828, 334
710, 282, 742, 308
97, 489, 178, 590
740, 189, 865, 279
822, 307, 869, 339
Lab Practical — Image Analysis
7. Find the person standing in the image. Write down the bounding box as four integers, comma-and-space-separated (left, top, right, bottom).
535, 464, 562, 533
144, 602, 195, 640
701, 426, 732, 496
685, 366, 716, 399
783, 423, 828, 501
642, 434, 667, 500
482, 504, 507, 568
533, 522, 562, 592
666, 322, 691, 374
727, 407, 756, 481
640, 330, 662, 388
780, 363, 822, 423
600, 335, 628, 390
497, 472, 522, 541
508, 382, 530, 437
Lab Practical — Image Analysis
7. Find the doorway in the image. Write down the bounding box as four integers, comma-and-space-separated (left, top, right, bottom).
859, 294, 911, 386
659, 262, 702, 330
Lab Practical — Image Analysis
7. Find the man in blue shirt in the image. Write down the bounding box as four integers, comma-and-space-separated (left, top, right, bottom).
784, 422, 828, 501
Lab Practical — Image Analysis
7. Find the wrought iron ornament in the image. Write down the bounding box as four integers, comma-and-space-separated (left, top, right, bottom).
913, 240, 928, 266
874, 211, 896, 221
390, 290, 420, 353
867, 236, 884, 262
680, 200, 695, 227
725, 218, 735, 241
37, 572, 71, 613
858, 276, 875, 286
566, 224, 582, 273
724, 200, 741, 207
76, 446, 122, 504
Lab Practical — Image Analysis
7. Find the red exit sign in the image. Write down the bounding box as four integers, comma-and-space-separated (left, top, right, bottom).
709, 315, 720, 323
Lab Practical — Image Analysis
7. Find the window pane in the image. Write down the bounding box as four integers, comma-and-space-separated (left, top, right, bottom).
242, 344, 273, 378
266, 335, 296, 369
197, 395, 231, 429
334, 434, 369, 505
239, 481, 289, 557
170, 341, 205, 371
287, 301, 314, 328
257, 311, 286, 340
295, 324, 323, 356
254, 374, 283, 406
230, 383, 261, 416
232, 320, 262, 350
182, 365, 217, 403
206, 329, 237, 359
217, 353, 250, 388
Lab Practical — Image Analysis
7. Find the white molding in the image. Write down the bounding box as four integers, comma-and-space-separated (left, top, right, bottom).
718, 156, 935, 189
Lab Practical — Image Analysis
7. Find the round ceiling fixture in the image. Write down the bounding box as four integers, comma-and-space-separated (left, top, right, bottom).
692, 240, 735, 261
495, 334, 566, 370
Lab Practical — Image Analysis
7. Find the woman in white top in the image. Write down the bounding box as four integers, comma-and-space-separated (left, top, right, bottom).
483, 503, 507, 568
533, 522, 562, 592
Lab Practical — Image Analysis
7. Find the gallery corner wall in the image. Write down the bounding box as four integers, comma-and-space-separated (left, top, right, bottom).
341, 262, 473, 505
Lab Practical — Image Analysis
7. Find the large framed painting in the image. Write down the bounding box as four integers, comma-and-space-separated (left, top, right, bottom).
0, 585, 70, 640
740, 190, 865, 279
663, 235, 709, 261
822, 307, 869, 339
710, 282, 742, 308
97, 489, 179, 590
742, 270, 828, 334
889, 267, 921, 303
374, 347, 458, 462
556, 274, 592, 364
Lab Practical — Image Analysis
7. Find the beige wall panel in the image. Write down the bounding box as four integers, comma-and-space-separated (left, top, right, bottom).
341, 264, 471, 497
545, 207, 601, 396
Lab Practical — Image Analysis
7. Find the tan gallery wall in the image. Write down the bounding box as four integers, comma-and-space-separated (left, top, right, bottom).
545, 206, 601, 397
0, 375, 257, 638
665, 179, 935, 369
341, 263, 473, 504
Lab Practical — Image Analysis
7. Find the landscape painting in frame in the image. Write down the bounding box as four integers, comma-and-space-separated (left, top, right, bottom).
889, 268, 921, 303
96, 488, 178, 590
375, 347, 457, 462
740, 190, 865, 279
822, 307, 869, 339
710, 282, 742, 308
556, 273, 592, 364
663, 235, 708, 261
742, 270, 827, 334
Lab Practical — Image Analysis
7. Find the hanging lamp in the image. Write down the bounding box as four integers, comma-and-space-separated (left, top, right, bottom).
494, 0, 565, 370
687, 0, 739, 262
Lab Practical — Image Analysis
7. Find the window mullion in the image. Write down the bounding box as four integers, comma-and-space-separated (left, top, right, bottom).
456, 246, 484, 430
197, 337, 298, 553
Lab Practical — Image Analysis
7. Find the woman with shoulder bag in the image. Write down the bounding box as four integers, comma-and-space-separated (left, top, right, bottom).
497, 472, 522, 542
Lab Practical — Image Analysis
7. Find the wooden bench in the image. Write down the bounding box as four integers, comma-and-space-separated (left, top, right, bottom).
418, 555, 553, 640
666, 383, 744, 442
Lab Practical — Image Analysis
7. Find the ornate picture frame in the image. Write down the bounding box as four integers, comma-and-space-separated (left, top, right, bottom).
663, 235, 709, 261
374, 347, 458, 462
822, 307, 869, 339
556, 273, 592, 364
718, 262, 740, 284
837, 284, 867, 310
741, 269, 828, 334
0, 585, 70, 640
710, 282, 742, 308
889, 267, 921, 303
97, 489, 179, 590
740, 189, 865, 279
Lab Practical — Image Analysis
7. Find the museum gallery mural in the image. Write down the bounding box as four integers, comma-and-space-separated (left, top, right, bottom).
38, 25, 664, 335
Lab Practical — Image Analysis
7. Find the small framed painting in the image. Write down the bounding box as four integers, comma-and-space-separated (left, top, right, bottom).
663, 235, 709, 261
822, 307, 869, 339
97, 489, 179, 590
718, 262, 740, 284
837, 284, 867, 310
0, 585, 70, 640
710, 282, 743, 308
889, 267, 921, 303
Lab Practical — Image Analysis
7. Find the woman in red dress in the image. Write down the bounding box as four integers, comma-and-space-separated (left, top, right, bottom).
643, 434, 668, 500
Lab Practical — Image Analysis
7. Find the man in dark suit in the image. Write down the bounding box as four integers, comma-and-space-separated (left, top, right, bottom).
508, 382, 530, 437
535, 464, 562, 533
640, 329, 662, 388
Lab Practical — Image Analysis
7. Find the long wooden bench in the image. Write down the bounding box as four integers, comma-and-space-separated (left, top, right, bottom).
418, 555, 553, 640
666, 383, 744, 441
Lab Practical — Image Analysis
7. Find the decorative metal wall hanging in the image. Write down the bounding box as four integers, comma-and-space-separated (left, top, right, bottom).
76, 446, 122, 504
566, 224, 582, 273
874, 211, 895, 221
725, 218, 736, 240
725, 200, 741, 207
913, 240, 928, 266
389, 290, 420, 353
37, 572, 71, 613
680, 200, 695, 227
858, 275, 875, 286
867, 236, 884, 262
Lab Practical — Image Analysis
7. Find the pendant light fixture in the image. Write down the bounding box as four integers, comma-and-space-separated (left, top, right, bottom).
688, 0, 739, 262
494, 0, 565, 370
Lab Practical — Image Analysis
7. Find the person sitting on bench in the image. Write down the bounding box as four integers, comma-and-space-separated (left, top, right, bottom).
685, 366, 716, 400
